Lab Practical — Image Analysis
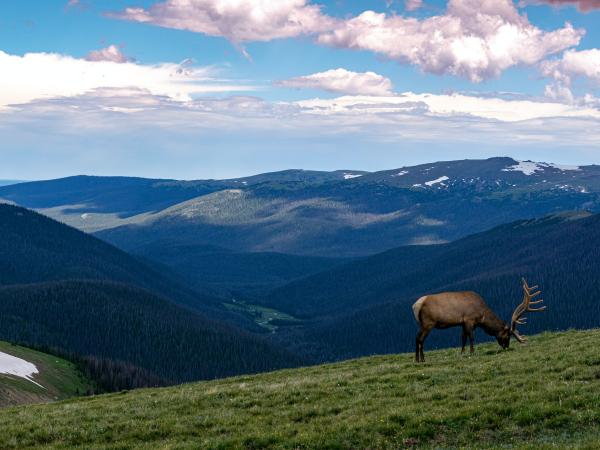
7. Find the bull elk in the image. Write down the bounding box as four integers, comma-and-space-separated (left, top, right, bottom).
412, 279, 545, 362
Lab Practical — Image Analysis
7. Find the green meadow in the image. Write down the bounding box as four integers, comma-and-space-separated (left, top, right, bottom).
0, 330, 599, 449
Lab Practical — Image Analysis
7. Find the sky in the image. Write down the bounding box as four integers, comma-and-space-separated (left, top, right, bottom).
1, 0, 600, 180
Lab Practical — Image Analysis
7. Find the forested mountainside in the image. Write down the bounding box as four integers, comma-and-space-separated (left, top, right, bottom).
2, 158, 599, 257
132, 242, 346, 296
260, 211, 600, 361
95, 158, 600, 257
0, 281, 302, 389
0, 170, 354, 221
0, 204, 254, 326
0, 205, 302, 390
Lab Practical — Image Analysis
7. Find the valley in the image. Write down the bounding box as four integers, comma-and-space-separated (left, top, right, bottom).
224, 300, 303, 332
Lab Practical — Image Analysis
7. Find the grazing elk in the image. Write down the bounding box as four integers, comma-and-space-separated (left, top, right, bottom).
413, 279, 545, 362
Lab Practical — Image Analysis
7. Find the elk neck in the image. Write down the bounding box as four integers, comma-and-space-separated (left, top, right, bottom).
478, 309, 507, 337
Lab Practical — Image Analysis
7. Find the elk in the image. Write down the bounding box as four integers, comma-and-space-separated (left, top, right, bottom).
413, 279, 545, 362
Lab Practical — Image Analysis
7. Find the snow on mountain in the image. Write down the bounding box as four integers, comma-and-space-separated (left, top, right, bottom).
503, 161, 581, 176
425, 176, 449, 186
0, 351, 43, 388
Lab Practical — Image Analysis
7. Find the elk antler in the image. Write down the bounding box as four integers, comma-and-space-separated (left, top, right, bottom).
510, 278, 546, 343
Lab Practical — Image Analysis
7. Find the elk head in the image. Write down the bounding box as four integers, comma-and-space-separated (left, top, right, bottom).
508, 278, 546, 346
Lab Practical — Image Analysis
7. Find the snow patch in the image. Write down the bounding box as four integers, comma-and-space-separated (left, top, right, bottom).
393, 170, 408, 177
81, 213, 89, 220
0, 351, 44, 389
503, 161, 581, 176
424, 176, 449, 186
551, 163, 581, 171
343, 173, 363, 180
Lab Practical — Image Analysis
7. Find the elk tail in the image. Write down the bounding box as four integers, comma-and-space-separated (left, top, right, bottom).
412, 296, 427, 324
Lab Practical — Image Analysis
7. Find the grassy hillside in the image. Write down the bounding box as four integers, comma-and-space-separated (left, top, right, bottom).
1, 330, 599, 449
0, 342, 92, 408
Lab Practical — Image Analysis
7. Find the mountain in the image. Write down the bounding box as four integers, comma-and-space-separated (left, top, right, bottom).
2, 157, 597, 257
1, 330, 597, 449
0, 203, 235, 318
0, 170, 357, 230
0, 204, 302, 388
0, 341, 93, 407
260, 211, 600, 360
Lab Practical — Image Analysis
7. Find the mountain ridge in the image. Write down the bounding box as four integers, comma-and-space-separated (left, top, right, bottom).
0, 204, 303, 388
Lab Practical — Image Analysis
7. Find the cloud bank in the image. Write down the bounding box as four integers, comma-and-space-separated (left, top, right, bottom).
4, 87, 600, 180
113, 0, 583, 82
278, 69, 393, 95
0, 50, 254, 109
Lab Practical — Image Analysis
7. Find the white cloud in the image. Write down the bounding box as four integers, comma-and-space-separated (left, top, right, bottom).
541, 49, 600, 84
278, 68, 393, 96
541, 49, 600, 102
317, 0, 583, 82
111, 0, 334, 43
112, 0, 582, 82
0, 50, 255, 109
296, 92, 600, 122
86, 45, 130, 63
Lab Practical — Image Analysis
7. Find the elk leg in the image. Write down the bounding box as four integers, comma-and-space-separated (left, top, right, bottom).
415, 329, 423, 362
461, 328, 467, 353
463, 323, 475, 354
415, 335, 419, 362
416, 326, 432, 363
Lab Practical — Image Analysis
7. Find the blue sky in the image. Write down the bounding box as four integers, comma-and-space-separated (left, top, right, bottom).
1, 0, 600, 180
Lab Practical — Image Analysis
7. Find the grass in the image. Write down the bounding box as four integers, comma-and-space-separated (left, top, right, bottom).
0, 330, 599, 449
0, 342, 93, 408
224, 301, 302, 332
